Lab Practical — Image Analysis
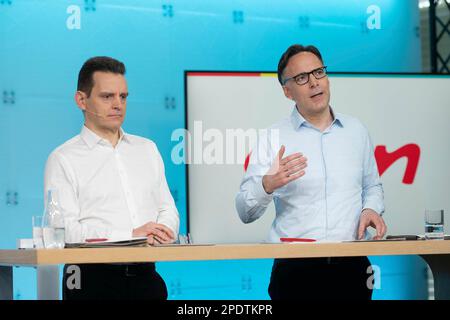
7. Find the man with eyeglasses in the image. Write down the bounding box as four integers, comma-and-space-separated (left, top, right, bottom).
236, 44, 386, 300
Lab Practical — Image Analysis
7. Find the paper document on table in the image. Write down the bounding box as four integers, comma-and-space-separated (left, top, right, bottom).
65, 237, 149, 248
279, 238, 345, 244
153, 243, 216, 247
343, 237, 423, 243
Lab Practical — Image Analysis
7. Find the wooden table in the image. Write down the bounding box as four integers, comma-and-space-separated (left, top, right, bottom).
1, 240, 449, 300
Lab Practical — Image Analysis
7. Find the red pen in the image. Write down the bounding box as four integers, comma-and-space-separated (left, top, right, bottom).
85, 238, 108, 243
280, 237, 316, 243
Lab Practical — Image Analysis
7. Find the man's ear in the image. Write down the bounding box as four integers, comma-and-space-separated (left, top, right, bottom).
282, 85, 294, 101
74, 91, 87, 112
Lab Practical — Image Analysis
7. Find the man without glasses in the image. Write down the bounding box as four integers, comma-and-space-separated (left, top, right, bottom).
44, 56, 179, 299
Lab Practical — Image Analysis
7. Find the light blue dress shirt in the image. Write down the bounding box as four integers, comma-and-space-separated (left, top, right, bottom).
235, 107, 384, 242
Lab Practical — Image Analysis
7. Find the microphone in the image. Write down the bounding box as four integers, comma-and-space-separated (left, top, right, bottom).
84, 108, 122, 119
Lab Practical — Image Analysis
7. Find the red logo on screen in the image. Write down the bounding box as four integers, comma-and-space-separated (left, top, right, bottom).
375, 144, 420, 184
244, 143, 420, 185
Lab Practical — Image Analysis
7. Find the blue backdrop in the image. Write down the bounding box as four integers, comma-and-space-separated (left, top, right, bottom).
0, 0, 427, 299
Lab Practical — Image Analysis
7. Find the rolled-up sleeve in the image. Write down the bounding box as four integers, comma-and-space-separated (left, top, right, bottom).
235, 133, 275, 223
361, 131, 385, 216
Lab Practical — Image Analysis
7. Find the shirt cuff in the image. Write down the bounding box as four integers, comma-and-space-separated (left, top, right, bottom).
156, 218, 179, 239
362, 203, 384, 217
252, 177, 274, 206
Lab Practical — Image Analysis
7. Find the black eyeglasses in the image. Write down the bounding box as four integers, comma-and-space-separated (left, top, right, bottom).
282, 66, 328, 86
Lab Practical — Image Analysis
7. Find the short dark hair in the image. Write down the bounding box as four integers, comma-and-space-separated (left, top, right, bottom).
77, 56, 126, 96
277, 44, 324, 85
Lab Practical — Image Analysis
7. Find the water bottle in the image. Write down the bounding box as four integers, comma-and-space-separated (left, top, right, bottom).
42, 189, 66, 249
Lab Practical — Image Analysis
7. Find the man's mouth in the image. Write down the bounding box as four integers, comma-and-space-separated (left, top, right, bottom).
310, 92, 323, 99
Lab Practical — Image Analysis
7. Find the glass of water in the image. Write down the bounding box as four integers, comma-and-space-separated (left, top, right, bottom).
32, 216, 44, 249
425, 209, 444, 240
178, 233, 193, 245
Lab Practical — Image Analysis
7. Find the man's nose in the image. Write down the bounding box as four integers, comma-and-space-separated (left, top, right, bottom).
112, 95, 122, 109
309, 75, 319, 88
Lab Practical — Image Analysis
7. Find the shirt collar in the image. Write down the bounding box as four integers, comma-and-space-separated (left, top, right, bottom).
81, 126, 129, 149
290, 107, 308, 129
290, 106, 344, 130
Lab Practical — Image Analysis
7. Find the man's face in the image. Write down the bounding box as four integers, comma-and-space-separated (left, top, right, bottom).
282, 52, 330, 116
77, 71, 128, 132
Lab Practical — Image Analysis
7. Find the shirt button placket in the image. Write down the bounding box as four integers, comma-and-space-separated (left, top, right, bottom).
115, 150, 139, 227
321, 132, 329, 240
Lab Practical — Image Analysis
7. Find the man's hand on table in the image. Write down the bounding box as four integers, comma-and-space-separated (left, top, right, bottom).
358, 209, 387, 240
133, 222, 175, 245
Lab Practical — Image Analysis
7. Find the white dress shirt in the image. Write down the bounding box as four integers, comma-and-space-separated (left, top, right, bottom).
236, 107, 384, 242
44, 126, 179, 243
